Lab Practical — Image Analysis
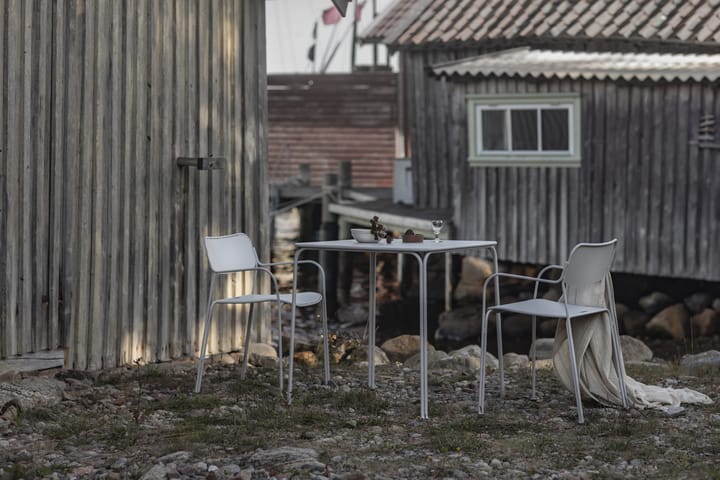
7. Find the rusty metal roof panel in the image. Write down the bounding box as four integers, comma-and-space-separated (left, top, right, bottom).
432, 47, 720, 82
361, 0, 720, 48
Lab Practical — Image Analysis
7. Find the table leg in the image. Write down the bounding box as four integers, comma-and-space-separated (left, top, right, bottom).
490, 246, 504, 398
420, 252, 429, 419
368, 252, 377, 389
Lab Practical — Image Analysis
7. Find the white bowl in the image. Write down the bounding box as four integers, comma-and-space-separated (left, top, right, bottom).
351, 228, 378, 243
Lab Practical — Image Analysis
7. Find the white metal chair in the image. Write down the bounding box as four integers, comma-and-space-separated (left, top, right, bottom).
195, 232, 330, 394
478, 239, 628, 424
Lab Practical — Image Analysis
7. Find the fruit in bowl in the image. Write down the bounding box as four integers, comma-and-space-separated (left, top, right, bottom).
351, 228, 378, 243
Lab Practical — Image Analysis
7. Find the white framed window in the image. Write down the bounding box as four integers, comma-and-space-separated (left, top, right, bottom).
467, 94, 581, 167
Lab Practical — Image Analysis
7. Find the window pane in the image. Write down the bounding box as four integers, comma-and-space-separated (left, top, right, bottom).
481, 110, 507, 151
541, 109, 569, 151
511, 109, 538, 151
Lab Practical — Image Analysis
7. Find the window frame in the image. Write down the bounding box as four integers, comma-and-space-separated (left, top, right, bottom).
467, 93, 582, 167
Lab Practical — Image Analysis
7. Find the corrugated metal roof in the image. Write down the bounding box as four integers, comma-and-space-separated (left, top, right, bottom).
362, 0, 720, 48
432, 47, 720, 81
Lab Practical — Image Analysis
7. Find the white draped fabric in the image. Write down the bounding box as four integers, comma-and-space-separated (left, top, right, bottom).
552, 278, 712, 410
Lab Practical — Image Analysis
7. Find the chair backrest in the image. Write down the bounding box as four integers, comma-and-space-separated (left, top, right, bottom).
561, 239, 617, 288
204, 233, 258, 273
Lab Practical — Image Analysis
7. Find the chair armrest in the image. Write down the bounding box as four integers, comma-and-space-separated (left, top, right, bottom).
258, 260, 327, 298
533, 264, 564, 298
260, 260, 319, 269
482, 271, 563, 310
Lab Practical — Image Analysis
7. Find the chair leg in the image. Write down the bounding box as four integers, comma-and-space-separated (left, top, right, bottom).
531, 315, 537, 401
240, 304, 255, 380
605, 274, 629, 409
496, 312, 505, 398
478, 309, 493, 415
321, 298, 331, 385
608, 312, 629, 409
565, 318, 585, 424
277, 301, 284, 392
195, 303, 216, 393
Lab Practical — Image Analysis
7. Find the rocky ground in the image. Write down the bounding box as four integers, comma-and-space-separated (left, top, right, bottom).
1, 339, 719, 480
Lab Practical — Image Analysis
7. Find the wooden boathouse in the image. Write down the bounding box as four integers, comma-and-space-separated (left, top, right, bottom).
362, 0, 720, 282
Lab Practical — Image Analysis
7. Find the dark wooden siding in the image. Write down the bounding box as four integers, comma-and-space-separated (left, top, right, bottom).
268, 73, 397, 188
404, 51, 720, 281
0, 0, 269, 367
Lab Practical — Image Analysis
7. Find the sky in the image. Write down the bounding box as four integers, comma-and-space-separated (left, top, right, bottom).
265, 0, 397, 74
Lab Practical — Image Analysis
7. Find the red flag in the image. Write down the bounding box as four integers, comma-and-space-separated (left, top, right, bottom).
355, 1, 366, 21
322, 6, 342, 25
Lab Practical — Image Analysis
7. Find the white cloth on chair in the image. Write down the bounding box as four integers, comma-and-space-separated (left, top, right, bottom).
552, 279, 712, 410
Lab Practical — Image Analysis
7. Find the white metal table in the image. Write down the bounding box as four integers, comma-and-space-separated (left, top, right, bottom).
287, 239, 499, 419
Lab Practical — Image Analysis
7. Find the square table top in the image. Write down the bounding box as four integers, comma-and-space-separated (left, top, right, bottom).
294, 239, 496, 254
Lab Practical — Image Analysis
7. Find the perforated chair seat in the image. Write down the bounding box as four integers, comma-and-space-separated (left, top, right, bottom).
215, 292, 322, 307
490, 299, 607, 319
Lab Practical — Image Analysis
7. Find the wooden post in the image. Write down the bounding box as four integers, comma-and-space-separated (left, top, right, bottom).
318, 173, 338, 314
298, 163, 311, 185
298, 164, 316, 242
337, 162, 354, 305
337, 161, 352, 201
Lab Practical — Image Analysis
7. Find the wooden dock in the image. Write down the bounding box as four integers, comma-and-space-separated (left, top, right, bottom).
329, 199, 453, 238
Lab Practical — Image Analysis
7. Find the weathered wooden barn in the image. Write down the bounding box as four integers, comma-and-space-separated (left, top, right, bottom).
0, 0, 270, 368
363, 0, 720, 281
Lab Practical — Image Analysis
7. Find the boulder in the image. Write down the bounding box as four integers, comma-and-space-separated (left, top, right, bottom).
248, 343, 278, 362
680, 350, 720, 371
293, 351, 318, 368
683, 292, 714, 315
529, 338, 555, 360
343, 345, 389, 366
690, 309, 719, 336
621, 310, 650, 337
503, 352, 529, 369
434, 306, 481, 343
448, 344, 498, 370
380, 335, 431, 363
620, 336, 653, 363
645, 304, 689, 340
217, 353, 235, 365
638, 291, 675, 315
404, 349, 448, 369
454, 256, 493, 301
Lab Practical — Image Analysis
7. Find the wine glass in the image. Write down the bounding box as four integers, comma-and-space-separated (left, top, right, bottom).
431, 219, 444, 243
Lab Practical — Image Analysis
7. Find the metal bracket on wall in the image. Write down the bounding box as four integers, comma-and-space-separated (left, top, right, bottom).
176, 156, 227, 170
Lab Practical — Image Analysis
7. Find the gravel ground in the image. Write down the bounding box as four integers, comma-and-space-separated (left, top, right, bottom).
1, 354, 719, 480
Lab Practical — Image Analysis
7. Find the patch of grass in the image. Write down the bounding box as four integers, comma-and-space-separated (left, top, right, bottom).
429, 372, 472, 387
22, 406, 54, 422
158, 394, 224, 413
1, 464, 68, 480
41, 415, 103, 443
331, 389, 389, 415
425, 416, 490, 454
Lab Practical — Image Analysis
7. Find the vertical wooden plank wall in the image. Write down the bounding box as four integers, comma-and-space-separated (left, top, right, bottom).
0, 0, 270, 366
404, 51, 720, 281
